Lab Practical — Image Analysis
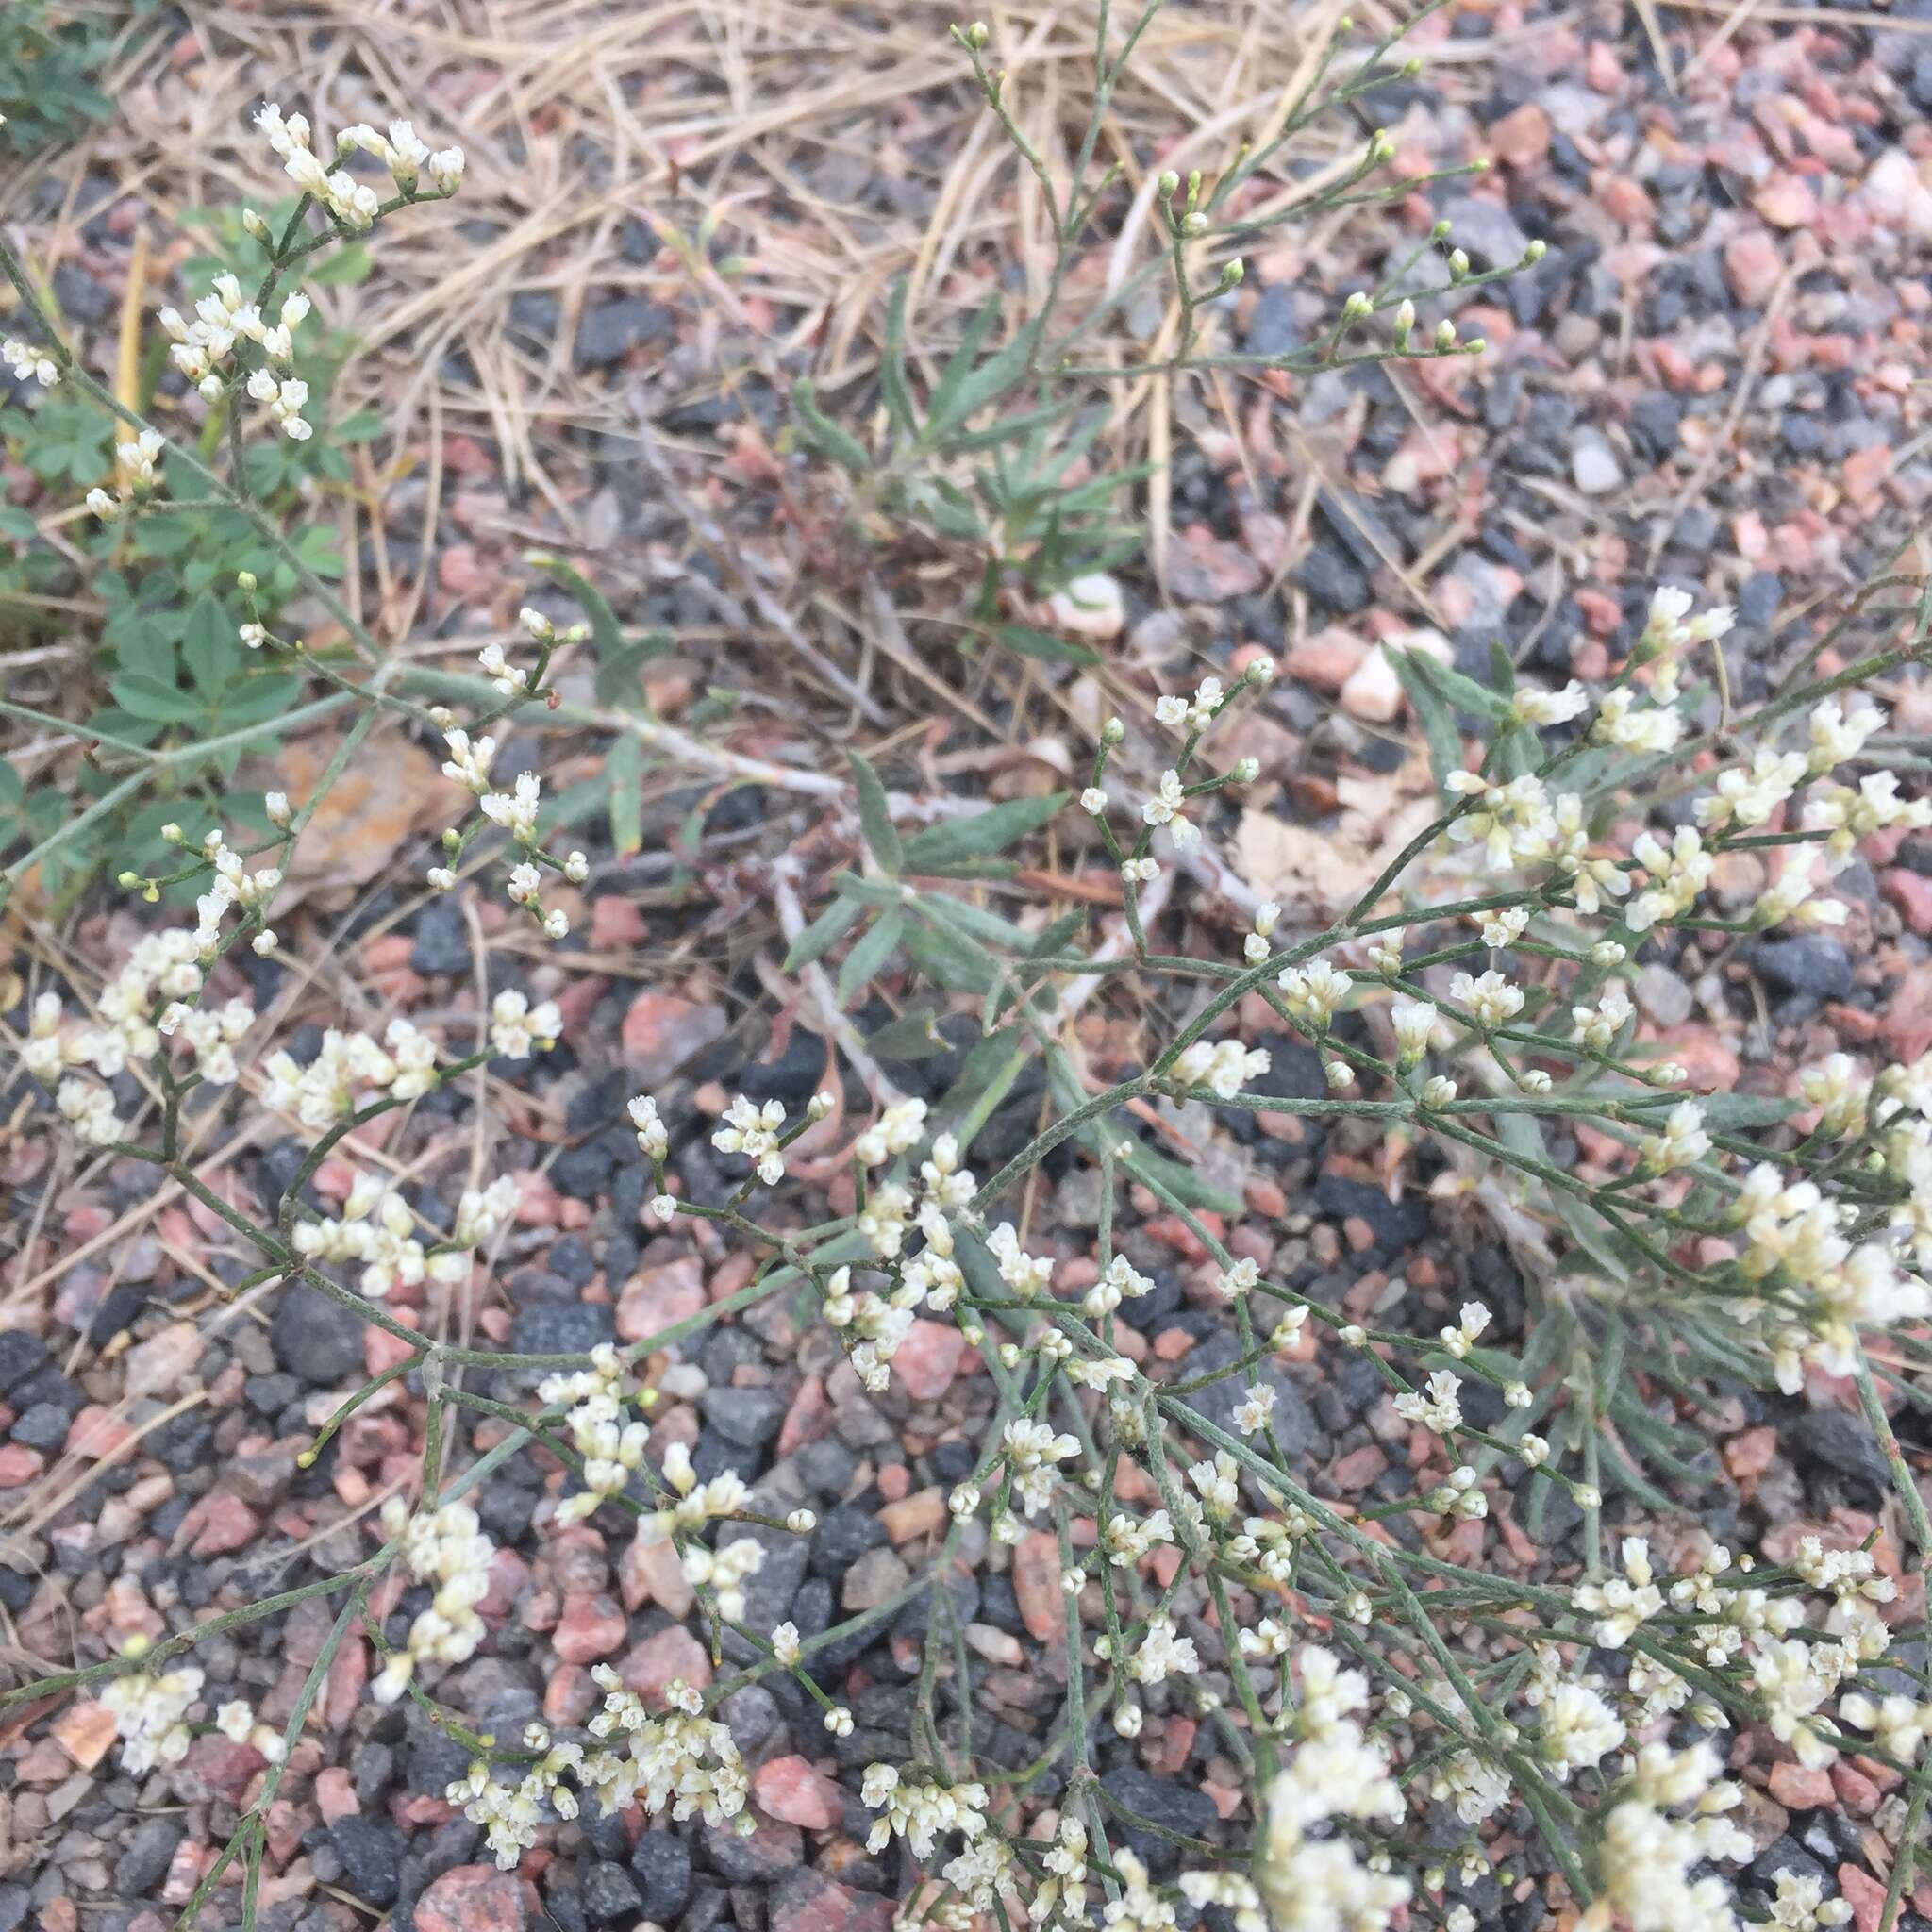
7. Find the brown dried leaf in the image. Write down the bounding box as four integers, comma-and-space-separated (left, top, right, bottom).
1232, 756, 1440, 914
273, 732, 446, 905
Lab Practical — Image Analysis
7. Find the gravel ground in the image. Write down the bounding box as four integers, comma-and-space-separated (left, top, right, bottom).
5, 2, 1932, 1930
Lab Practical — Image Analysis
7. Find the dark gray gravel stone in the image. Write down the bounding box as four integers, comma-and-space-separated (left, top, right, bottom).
1791, 1410, 1890, 1495
583, 1862, 641, 1924
11, 1403, 69, 1451
114, 1816, 184, 1895
1753, 936, 1851, 999
329, 1818, 405, 1907
271, 1283, 365, 1386
1164, 1330, 1318, 1460
0, 1332, 49, 1392
1292, 541, 1370, 614
408, 901, 470, 975
1099, 1767, 1219, 1874
575, 297, 671, 369
509, 1303, 615, 1357
631, 1831, 691, 1920
700, 1386, 785, 1449
810, 1505, 888, 1576
1242, 283, 1300, 360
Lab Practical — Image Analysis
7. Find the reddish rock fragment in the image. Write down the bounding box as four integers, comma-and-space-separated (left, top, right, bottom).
415, 1865, 528, 1932
755, 1756, 845, 1830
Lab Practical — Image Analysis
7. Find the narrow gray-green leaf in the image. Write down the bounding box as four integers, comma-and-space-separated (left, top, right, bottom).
848, 751, 904, 874
792, 376, 872, 476
784, 887, 863, 971
901, 792, 1068, 869
993, 625, 1099, 667
867, 1005, 953, 1059
837, 907, 905, 1007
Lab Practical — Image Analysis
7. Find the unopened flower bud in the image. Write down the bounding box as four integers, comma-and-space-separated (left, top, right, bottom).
1523, 238, 1546, 264
237, 570, 258, 592
1219, 257, 1244, 288
1101, 716, 1125, 745
242, 208, 271, 241
1157, 169, 1180, 198
1448, 248, 1470, 281
1232, 757, 1259, 782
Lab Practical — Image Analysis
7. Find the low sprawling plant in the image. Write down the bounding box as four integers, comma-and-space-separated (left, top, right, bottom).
2, 12, 1929, 1932
0, 1, 120, 157
788, 6, 1531, 656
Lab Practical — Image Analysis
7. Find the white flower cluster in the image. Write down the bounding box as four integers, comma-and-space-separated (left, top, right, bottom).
633, 1441, 763, 1617
1733, 1156, 1931, 1390
213, 1697, 288, 1763
1154, 675, 1223, 734
85, 427, 166, 522
157, 275, 312, 429
100, 1644, 205, 1773
714, 1094, 790, 1184
1254, 1646, 1408, 1932
372, 1496, 495, 1703
292, 1172, 434, 1298
1640, 1098, 1711, 1174
17, 831, 284, 1140
430, 720, 583, 936
583, 1672, 748, 1830
1174, 1036, 1272, 1099
861, 1763, 990, 1860
987, 1220, 1054, 1297
538, 1342, 650, 1524
1000, 1418, 1080, 1518
1573, 1534, 1663, 1648
3, 335, 58, 387
1141, 770, 1198, 850
264, 1014, 438, 1128
455, 1674, 745, 1871
257, 104, 461, 230
489, 989, 562, 1058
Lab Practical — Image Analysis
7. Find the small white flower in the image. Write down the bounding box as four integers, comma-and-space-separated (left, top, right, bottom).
1141, 770, 1196, 847
3, 336, 59, 387
1391, 996, 1436, 1064
1511, 681, 1588, 727
629, 1094, 669, 1158
1450, 969, 1523, 1029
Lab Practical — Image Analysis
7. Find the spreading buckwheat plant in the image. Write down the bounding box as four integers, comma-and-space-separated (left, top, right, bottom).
2, 13, 1930, 1932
